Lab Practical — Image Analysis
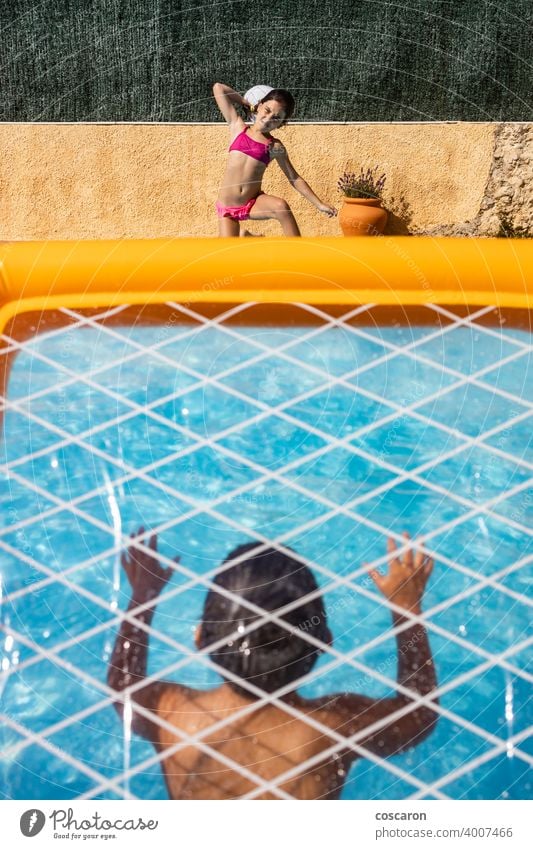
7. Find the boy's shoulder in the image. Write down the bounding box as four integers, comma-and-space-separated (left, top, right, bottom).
157, 681, 200, 712
298, 691, 377, 730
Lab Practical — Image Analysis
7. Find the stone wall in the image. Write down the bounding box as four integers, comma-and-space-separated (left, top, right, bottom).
0, 122, 530, 240
424, 123, 533, 237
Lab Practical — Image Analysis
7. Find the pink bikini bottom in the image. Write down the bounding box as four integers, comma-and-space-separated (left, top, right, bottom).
216, 192, 263, 222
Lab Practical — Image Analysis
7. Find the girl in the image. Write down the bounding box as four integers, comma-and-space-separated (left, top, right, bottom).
213, 82, 337, 236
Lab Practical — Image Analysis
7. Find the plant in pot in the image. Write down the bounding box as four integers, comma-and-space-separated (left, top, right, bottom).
337, 167, 388, 236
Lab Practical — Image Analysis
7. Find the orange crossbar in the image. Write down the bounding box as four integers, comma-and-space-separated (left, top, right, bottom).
0, 237, 531, 334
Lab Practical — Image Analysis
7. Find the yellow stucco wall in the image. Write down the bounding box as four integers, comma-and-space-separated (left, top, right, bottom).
0, 123, 495, 239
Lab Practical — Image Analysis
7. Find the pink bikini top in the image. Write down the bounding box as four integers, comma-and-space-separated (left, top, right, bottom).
229, 129, 272, 166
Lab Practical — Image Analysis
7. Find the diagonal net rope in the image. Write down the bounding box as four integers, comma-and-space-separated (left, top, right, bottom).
0, 301, 531, 801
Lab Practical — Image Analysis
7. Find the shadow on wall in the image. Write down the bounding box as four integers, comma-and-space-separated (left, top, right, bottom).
497, 215, 532, 239
383, 194, 414, 235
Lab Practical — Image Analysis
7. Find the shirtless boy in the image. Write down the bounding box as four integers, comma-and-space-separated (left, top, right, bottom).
108, 532, 437, 799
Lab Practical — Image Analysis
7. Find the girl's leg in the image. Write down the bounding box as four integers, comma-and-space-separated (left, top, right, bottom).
218, 217, 240, 237
248, 193, 301, 236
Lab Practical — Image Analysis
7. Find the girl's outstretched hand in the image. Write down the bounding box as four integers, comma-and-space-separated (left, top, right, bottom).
318, 203, 337, 217
122, 526, 176, 603
368, 533, 433, 613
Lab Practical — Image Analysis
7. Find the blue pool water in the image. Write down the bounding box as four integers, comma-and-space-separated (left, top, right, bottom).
0, 310, 531, 800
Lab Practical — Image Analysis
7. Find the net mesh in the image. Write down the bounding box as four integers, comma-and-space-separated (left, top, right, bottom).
0, 300, 531, 800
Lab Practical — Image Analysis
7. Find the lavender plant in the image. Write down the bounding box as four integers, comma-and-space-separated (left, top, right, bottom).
338, 167, 386, 199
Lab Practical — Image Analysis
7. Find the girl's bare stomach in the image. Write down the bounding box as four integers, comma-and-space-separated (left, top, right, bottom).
217, 159, 266, 205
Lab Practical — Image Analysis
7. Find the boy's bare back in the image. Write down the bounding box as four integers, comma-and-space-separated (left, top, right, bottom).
153, 686, 354, 799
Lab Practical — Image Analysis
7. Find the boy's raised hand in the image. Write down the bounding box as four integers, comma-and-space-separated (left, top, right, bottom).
122, 526, 176, 603
369, 532, 433, 613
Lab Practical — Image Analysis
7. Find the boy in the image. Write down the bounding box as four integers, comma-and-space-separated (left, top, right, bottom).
108, 530, 437, 799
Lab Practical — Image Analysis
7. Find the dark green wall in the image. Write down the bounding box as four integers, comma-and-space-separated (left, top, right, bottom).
1, 1, 531, 121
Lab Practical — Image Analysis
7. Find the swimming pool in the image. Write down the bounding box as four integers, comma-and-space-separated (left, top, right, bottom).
0, 301, 531, 800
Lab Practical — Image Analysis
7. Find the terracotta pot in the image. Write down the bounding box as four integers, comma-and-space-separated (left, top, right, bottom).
339, 197, 388, 236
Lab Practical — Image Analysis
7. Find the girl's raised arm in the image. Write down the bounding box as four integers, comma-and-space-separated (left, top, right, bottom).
212, 82, 247, 126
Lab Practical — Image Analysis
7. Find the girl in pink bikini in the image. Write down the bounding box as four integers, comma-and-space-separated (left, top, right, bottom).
213, 82, 337, 236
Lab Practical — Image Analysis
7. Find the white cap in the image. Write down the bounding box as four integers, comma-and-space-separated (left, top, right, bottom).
244, 85, 274, 108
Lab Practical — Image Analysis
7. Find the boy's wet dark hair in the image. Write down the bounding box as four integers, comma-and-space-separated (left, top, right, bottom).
199, 543, 329, 698
260, 88, 295, 122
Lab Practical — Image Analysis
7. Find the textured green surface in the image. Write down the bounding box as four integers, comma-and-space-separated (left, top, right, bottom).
1, 0, 531, 121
